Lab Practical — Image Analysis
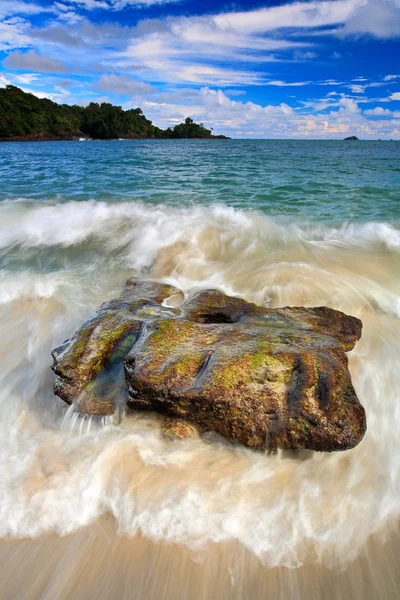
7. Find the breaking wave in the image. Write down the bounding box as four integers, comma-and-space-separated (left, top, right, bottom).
1, 199, 400, 568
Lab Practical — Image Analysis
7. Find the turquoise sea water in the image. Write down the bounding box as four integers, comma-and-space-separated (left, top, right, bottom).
1, 139, 399, 221
1, 140, 400, 597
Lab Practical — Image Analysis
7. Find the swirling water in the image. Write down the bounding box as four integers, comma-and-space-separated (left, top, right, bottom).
0, 139, 400, 599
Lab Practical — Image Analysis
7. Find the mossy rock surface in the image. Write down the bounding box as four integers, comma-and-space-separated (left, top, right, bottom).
51, 280, 181, 416
52, 280, 366, 451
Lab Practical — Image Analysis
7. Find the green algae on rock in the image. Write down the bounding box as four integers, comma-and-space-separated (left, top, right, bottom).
52, 280, 366, 451
51, 280, 182, 416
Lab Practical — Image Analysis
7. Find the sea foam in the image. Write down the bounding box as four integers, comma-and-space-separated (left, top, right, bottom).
0, 200, 399, 568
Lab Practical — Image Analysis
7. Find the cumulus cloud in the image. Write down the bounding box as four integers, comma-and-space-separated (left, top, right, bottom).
131, 86, 399, 139
338, 96, 360, 113
138, 87, 296, 135
3, 49, 69, 72
364, 106, 400, 115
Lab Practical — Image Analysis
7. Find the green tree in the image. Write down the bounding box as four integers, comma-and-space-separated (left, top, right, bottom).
0, 85, 220, 140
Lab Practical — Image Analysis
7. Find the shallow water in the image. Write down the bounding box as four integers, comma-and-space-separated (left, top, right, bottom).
1, 517, 399, 600
0, 140, 400, 597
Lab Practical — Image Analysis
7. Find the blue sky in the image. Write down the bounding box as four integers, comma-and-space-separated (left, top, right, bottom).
1, 0, 400, 138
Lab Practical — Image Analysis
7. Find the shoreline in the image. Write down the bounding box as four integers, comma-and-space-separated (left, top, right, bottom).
1, 516, 398, 600
0, 137, 231, 142
0, 134, 231, 143
1, 137, 397, 143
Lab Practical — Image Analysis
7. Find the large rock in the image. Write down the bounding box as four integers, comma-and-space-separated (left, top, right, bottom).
52, 280, 366, 451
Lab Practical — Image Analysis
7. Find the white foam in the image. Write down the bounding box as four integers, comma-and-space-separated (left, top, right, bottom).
0, 199, 400, 567
1, 199, 399, 253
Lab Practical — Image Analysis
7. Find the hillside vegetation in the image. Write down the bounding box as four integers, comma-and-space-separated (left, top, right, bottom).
0, 85, 228, 140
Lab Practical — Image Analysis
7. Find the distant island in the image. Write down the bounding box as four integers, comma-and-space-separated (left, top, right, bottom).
343, 136, 359, 141
0, 85, 230, 141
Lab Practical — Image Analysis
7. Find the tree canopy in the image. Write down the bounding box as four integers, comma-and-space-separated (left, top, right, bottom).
0, 86, 226, 140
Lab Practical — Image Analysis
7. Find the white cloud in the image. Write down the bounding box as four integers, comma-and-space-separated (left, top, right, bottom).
116, 4, 318, 86
299, 97, 338, 110
65, 0, 182, 8
364, 106, 400, 116
349, 84, 366, 93
0, 76, 71, 101
338, 0, 400, 38
176, 65, 263, 86
5, 0, 397, 91
0, 16, 32, 51
3, 49, 69, 73
338, 96, 360, 113
62, 0, 108, 8
293, 50, 318, 60
123, 32, 266, 85
0, 1, 54, 19
57, 10, 83, 24
267, 79, 311, 86
213, 1, 367, 34
317, 79, 344, 85
12, 72, 39, 84
131, 86, 400, 139
210, 0, 400, 40
2, 0, 400, 139
0, 73, 10, 87
138, 87, 296, 132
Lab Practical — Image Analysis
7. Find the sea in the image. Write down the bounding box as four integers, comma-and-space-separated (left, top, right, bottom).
0, 139, 399, 599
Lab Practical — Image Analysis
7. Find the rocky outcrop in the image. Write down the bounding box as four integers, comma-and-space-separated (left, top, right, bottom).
343, 136, 359, 140
52, 280, 366, 452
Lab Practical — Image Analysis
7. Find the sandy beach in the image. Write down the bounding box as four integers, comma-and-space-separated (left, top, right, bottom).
1, 518, 399, 600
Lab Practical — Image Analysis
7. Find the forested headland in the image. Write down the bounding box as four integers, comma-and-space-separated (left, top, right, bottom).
0, 85, 229, 140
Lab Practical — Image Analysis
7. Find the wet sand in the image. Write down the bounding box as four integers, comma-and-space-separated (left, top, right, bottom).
1, 517, 399, 600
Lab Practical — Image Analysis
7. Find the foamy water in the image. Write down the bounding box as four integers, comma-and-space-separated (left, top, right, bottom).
1, 199, 400, 574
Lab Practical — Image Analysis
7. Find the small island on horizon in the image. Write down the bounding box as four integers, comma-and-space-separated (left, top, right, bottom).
0, 85, 230, 141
